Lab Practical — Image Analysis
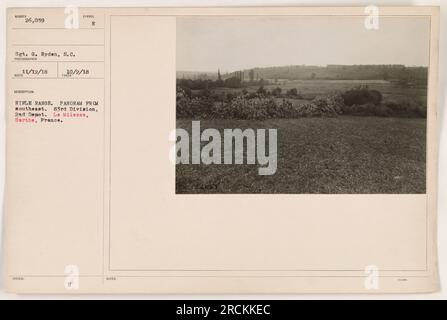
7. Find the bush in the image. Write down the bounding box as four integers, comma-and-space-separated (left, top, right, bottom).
342, 86, 383, 106
309, 92, 344, 117
257, 86, 267, 95
272, 87, 282, 97
214, 96, 275, 120
369, 90, 383, 105
286, 88, 298, 97
245, 92, 258, 99
181, 97, 215, 119
213, 92, 225, 102
384, 99, 426, 118
226, 93, 235, 102
176, 87, 191, 118
197, 88, 212, 97
178, 86, 192, 98
298, 103, 322, 117
177, 87, 215, 119
342, 103, 391, 117
177, 86, 425, 119
341, 99, 426, 118
373, 104, 393, 117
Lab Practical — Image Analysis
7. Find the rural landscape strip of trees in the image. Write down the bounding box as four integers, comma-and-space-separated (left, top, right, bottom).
176, 65, 427, 120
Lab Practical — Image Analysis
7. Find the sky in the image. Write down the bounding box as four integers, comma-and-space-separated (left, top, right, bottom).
176, 16, 431, 73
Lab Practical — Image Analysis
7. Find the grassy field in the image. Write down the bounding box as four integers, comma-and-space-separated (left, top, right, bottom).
176, 117, 426, 194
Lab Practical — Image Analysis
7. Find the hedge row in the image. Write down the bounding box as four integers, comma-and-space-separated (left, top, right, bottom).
177, 88, 345, 120
176, 87, 426, 119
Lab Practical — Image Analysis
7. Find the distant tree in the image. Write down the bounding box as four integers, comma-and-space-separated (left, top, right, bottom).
216, 68, 224, 86
272, 87, 282, 97
342, 86, 383, 106
397, 69, 414, 87
257, 86, 267, 95
238, 71, 244, 82
286, 88, 298, 97
182, 86, 192, 98
200, 88, 212, 97
249, 69, 255, 83
226, 93, 235, 101
224, 76, 242, 88
233, 71, 243, 82
369, 90, 383, 105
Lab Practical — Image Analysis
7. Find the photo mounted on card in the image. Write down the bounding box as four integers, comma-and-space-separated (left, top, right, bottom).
3, 6, 440, 294
175, 14, 429, 194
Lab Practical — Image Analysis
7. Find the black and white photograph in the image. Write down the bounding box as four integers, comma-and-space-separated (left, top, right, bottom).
175, 16, 430, 194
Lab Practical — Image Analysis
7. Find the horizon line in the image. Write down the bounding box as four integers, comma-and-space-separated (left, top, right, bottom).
177, 64, 429, 74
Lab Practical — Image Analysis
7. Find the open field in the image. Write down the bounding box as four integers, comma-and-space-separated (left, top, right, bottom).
176, 117, 426, 194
